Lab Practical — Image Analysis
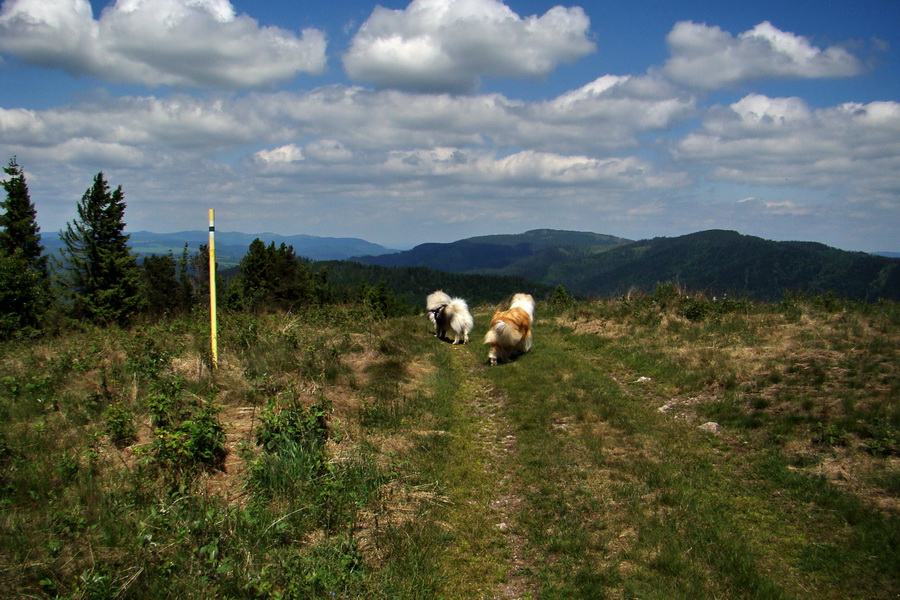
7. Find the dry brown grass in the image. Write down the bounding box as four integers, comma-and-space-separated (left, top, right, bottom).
560, 300, 899, 518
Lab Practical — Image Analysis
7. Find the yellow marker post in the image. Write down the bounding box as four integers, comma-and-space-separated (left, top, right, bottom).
208, 209, 218, 370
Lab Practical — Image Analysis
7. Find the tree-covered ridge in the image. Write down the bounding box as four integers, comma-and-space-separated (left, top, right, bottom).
566, 230, 900, 301
464, 228, 631, 249
356, 229, 900, 302
312, 260, 552, 308
352, 228, 631, 273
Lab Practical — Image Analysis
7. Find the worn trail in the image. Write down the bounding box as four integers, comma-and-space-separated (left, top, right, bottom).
420, 337, 541, 600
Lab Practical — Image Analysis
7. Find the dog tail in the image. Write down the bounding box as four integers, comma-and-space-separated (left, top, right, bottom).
484, 319, 523, 346
447, 298, 473, 333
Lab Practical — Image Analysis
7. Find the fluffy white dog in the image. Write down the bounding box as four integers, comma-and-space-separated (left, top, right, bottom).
426, 290, 474, 344
483, 293, 535, 365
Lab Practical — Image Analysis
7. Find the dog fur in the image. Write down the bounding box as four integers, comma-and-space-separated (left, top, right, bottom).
426, 290, 474, 344
484, 293, 535, 365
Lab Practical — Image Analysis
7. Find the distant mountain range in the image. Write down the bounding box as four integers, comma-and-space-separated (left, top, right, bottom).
41, 228, 899, 301
352, 229, 900, 302
42, 230, 399, 267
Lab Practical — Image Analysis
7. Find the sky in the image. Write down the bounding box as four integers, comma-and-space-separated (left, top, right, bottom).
0, 0, 898, 252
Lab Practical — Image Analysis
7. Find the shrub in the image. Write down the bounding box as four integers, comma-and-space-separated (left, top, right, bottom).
551, 284, 573, 306
147, 399, 226, 471
256, 396, 330, 455
812, 422, 849, 447
679, 295, 711, 321
104, 403, 137, 448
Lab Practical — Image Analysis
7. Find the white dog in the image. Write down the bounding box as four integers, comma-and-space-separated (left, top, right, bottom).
426, 290, 474, 344
484, 293, 534, 365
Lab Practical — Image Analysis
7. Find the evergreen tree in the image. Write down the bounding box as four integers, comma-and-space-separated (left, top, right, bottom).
227, 239, 313, 311
141, 248, 197, 317
1, 157, 46, 268
238, 238, 272, 308
60, 172, 145, 324
191, 243, 211, 303
0, 157, 49, 337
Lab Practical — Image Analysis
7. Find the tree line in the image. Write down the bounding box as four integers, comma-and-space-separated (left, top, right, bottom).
0, 158, 407, 340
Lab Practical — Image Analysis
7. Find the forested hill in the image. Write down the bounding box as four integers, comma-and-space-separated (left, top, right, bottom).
354, 229, 629, 271
352, 229, 900, 302
313, 261, 553, 308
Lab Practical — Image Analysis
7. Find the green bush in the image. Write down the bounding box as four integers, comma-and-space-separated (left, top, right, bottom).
256, 396, 330, 455
147, 400, 225, 471
812, 422, 849, 447
104, 403, 136, 448
679, 295, 711, 321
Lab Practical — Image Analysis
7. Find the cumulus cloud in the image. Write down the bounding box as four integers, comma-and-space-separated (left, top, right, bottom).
0, 94, 267, 151
675, 94, 900, 193
535, 73, 696, 150
249, 140, 685, 190
664, 21, 863, 90
377, 147, 686, 189
0, 0, 327, 88
343, 0, 595, 93
0, 81, 691, 189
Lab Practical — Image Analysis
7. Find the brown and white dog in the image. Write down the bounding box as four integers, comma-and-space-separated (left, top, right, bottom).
484, 293, 534, 365
426, 290, 474, 344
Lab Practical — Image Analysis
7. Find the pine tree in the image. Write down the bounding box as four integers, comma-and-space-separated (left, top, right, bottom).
227, 239, 314, 311
141, 245, 195, 317
0, 157, 46, 268
0, 157, 49, 337
60, 172, 145, 324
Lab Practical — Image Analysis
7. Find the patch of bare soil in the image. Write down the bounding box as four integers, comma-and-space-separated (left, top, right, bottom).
200, 402, 259, 504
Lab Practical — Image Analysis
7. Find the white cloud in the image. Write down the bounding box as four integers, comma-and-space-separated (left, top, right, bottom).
735, 196, 811, 216
343, 0, 595, 93
379, 147, 686, 188
537, 73, 696, 150
675, 94, 900, 195
41, 137, 148, 167
0, 0, 327, 88
1, 79, 696, 244
1, 4, 895, 251
663, 21, 863, 90
0, 94, 268, 151
254, 144, 305, 166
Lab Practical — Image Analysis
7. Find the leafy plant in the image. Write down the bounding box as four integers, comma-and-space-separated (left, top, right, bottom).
256, 396, 330, 455
126, 336, 173, 383
679, 295, 711, 321
104, 402, 136, 448
812, 423, 849, 448
148, 400, 225, 471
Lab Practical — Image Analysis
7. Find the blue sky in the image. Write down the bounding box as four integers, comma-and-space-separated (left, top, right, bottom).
1, 0, 898, 252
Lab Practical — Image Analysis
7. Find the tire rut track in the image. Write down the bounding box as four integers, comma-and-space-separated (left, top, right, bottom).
446, 346, 539, 600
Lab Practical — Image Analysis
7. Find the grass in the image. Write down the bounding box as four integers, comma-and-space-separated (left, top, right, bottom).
0, 290, 897, 599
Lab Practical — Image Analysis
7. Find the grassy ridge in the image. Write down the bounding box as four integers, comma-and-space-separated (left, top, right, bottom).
0, 292, 896, 598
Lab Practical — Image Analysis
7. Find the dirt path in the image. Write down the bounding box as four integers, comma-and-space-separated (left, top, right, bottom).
446, 346, 540, 600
